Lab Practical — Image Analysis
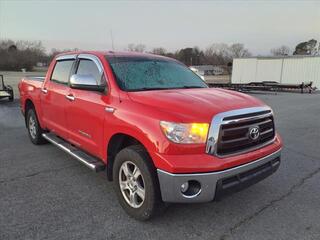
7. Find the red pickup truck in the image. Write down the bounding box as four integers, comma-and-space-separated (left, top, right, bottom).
19, 51, 282, 220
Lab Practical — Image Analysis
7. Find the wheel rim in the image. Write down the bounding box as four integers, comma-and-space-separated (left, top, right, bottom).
29, 115, 37, 139
119, 161, 145, 208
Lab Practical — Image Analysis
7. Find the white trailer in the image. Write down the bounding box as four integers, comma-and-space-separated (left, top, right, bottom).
232, 56, 320, 89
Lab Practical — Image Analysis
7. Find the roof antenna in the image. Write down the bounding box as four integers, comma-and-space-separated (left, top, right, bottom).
110, 29, 115, 50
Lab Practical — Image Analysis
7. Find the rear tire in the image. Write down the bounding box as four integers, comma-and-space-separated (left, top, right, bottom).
26, 108, 46, 145
113, 145, 165, 220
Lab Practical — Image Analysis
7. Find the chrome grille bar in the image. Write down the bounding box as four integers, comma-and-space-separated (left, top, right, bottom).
206, 106, 275, 158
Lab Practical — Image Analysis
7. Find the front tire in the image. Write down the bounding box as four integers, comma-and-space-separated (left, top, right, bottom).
113, 145, 164, 220
26, 108, 46, 145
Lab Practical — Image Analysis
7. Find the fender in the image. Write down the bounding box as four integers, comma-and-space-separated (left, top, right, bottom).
103, 119, 163, 165
20, 80, 46, 130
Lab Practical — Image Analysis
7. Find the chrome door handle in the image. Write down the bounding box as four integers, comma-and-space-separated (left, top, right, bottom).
41, 88, 48, 94
66, 94, 75, 101
105, 106, 115, 113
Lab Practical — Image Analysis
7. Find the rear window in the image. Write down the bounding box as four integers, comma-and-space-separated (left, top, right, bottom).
51, 60, 74, 84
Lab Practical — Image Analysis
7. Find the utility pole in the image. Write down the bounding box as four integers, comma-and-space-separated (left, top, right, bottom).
0, 0, 2, 40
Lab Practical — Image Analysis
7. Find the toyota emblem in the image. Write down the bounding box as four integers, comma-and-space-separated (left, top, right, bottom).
249, 126, 260, 141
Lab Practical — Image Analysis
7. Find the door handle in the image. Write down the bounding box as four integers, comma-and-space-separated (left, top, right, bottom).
65, 94, 75, 101
41, 88, 48, 94
105, 106, 115, 113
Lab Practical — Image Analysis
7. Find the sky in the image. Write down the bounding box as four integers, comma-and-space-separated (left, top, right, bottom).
0, 0, 319, 55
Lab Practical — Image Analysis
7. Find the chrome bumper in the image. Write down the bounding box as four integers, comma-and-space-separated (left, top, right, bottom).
157, 149, 281, 203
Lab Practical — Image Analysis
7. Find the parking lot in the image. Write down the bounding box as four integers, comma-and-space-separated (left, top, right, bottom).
1, 92, 320, 240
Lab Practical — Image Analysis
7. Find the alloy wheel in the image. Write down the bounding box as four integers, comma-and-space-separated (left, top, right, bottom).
119, 161, 145, 208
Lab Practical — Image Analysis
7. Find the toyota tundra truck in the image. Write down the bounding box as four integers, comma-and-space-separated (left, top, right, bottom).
18, 51, 282, 220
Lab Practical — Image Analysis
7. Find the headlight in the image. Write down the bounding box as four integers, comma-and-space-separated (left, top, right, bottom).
160, 121, 209, 144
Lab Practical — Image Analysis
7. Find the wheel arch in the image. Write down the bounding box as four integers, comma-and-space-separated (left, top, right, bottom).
106, 133, 154, 181
24, 98, 35, 127
24, 97, 46, 129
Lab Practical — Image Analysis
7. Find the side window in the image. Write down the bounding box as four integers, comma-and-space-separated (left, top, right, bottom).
76, 59, 104, 85
51, 60, 74, 84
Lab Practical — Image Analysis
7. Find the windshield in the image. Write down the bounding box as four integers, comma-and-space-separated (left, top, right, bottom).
106, 56, 208, 91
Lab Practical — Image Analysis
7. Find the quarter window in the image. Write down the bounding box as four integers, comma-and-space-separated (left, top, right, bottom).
51, 60, 74, 84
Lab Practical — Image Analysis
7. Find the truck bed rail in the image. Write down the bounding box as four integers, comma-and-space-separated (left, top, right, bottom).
24, 76, 45, 82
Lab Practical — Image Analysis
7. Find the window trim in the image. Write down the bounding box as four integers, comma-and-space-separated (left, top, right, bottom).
74, 54, 109, 92
77, 54, 104, 75
50, 57, 76, 85
56, 54, 77, 61
75, 58, 101, 85
50, 53, 109, 93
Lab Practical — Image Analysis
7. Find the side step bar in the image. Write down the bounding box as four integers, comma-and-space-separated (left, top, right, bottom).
42, 133, 106, 172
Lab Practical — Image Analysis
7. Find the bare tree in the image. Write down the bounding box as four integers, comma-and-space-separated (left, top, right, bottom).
204, 43, 230, 65
0, 39, 46, 71
0, 39, 16, 50
205, 43, 230, 58
271, 45, 290, 56
127, 43, 146, 52
204, 43, 251, 65
229, 43, 251, 58
151, 47, 167, 55
127, 43, 135, 51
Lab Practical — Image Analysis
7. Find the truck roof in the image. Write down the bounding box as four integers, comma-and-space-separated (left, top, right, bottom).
56, 50, 174, 61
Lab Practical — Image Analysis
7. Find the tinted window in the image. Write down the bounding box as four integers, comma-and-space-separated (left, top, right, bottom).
51, 60, 74, 84
76, 59, 102, 84
106, 56, 207, 91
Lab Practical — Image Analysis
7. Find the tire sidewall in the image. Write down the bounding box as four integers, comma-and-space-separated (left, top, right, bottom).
27, 109, 43, 144
113, 146, 160, 220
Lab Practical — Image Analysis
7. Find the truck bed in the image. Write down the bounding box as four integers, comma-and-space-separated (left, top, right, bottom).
18, 76, 45, 115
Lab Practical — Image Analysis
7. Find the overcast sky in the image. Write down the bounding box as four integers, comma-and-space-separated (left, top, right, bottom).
0, 0, 319, 55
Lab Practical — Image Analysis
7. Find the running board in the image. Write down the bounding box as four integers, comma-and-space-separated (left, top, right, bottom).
42, 133, 106, 172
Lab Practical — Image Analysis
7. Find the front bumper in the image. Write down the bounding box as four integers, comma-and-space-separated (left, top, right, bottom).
157, 149, 281, 203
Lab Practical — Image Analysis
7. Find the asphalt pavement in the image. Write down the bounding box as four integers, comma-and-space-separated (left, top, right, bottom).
1, 92, 319, 240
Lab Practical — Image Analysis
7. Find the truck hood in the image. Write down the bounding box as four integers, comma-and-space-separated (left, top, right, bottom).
128, 88, 266, 122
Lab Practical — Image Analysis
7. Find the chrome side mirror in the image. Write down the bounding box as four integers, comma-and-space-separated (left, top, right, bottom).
70, 74, 105, 92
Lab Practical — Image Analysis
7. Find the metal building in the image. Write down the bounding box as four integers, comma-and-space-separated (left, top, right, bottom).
231, 55, 320, 89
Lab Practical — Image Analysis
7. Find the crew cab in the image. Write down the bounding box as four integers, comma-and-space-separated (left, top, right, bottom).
18, 51, 282, 220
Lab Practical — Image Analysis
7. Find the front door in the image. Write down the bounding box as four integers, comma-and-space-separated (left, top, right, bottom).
65, 54, 107, 157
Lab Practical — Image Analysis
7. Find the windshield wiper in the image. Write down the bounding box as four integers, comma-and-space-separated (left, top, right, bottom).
128, 86, 207, 92
128, 87, 172, 92
181, 85, 207, 89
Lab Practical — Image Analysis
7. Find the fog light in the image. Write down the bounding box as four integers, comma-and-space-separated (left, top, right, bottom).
181, 182, 189, 193
180, 180, 201, 198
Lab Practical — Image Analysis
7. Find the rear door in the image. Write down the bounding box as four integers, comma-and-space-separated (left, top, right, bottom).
65, 54, 107, 157
41, 55, 76, 140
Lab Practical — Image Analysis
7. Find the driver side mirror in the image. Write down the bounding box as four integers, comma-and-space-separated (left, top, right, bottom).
70, 74, 106, 92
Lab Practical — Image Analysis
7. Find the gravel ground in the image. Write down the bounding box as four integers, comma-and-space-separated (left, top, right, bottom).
0, 92, 319, 240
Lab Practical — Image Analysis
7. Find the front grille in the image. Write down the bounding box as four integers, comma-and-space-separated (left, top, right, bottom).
216, 111, 275, 156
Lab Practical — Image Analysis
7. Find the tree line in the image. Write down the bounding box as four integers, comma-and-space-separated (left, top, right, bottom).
0, 39, 319, 71
128, 43, 251, 66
